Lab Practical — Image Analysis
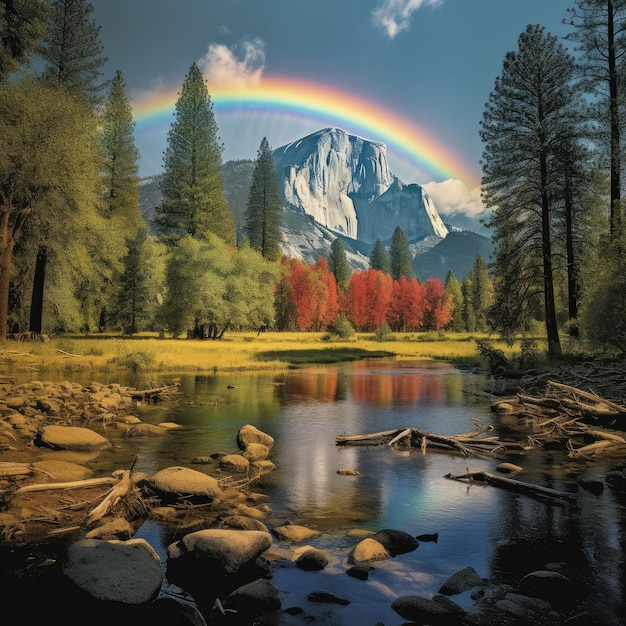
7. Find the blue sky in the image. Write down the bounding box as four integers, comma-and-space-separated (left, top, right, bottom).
90, 0, 572, 220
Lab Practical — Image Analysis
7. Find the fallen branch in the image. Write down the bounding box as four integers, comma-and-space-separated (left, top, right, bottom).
126, 383, 181, 400
55, 348, 82, 357
16, 476, 117, 493
86, 470, 133, 525
445, 470, 575, 502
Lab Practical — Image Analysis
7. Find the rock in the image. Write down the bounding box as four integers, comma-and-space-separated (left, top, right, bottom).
148, 597, 208, 626
251, 459, 276, 474
272, 524, 321, 543
495, 592, 552, 619
38, 425, 112, 451
578, 478, 604, 495
307, 590, 351, 605
221, 515, 269, 532
370, 528, 419, 556
236, 424, 274, 450
125, 423, 167, 437
337, 468, 360, 475
219, 453, 250, 473
85, 517, 134, 540
415, 532, 438, 542
221, 578, 281, 618
439, 566, 484, 595
241, 442, 269, 462
519, 570, 575, 606
146, 466, 222, 500
295, 547, 329, 571
63, 538, 162, 604
391, 594, 465, 624
166, 529, 272, 575
346, 564, 372, 580
350, 537, 389, 563
31, 459, 93, 481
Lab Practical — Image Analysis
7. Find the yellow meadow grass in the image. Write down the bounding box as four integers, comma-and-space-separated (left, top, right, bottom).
0, 331, 532, 379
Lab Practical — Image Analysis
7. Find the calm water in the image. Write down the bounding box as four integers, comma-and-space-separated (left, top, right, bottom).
39, 359, 626, 623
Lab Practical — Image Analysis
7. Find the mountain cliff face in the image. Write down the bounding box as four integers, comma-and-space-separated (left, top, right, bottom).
272, 127, 448, 244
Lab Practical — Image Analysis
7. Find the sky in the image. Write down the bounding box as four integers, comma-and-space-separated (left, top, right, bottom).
89, 0, 573, 221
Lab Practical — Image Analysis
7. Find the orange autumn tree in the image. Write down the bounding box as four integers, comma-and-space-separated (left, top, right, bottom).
275, 258, 339, 331
346, 268, 393, 331
421, 277, 452, 330
310, 258, 339, 331
388, 276, 425, 331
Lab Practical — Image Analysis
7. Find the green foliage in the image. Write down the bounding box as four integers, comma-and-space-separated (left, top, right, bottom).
245, 137, 283, 260
0, 0, 49, 80
475, 339, 511, 374
0, 80, 103, 337
154, 63, 235, 246
375, 322, 394, 341
328, 238, 351, 292
369, 238, 390, 274
390, 226, 413, 280
159, 233, 278, 338
445, 270, 464, 332
111, 349, 155, 374
37, 0, 108, 105
327, 312, 355, 340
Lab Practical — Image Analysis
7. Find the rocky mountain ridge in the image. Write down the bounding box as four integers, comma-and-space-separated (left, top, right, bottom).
139, 127, 493, 281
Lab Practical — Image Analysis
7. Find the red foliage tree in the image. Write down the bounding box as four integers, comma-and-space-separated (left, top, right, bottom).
421, 277, 452, 330
346, 268, 393, 331
388, 276, 425, 331
310, 258, 339, 331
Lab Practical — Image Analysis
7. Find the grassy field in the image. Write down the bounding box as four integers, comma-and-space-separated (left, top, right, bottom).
0, 331, 539, 380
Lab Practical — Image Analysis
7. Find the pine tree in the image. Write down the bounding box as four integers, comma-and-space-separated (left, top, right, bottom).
154, 62, 235, 246
100, 70, 141, 228
245, 137, 283, 260
0, 0, 49, 80
369, 238, 390, 274
37, 0, 108, 105
328, 238, 351, 292
467, 254, 493, 332
390, 226, 413, 280
565, 0, 626, 243
480, 25, 585, 358
444, 270, 464, 332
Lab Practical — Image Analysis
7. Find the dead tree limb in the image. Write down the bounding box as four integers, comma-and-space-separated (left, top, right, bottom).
445, 470, 575, 502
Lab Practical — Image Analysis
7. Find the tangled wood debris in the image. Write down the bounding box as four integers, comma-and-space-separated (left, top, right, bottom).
335, 421, 532, 458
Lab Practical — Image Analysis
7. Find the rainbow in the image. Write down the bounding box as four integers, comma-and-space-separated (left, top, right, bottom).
132, 76, 479, 188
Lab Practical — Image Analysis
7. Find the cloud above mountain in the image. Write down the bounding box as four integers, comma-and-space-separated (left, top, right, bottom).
198, 37, 266, 88
422, 179, 484, 220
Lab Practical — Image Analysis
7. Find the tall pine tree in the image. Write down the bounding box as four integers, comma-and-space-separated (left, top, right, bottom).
390, 226, 413, 280
154, 62, 235, 246
328, 238, 351, 292
37, 0, 108, 105
480, 25, 583, 358
369, 238, 390, 274
25, 0, 107, 334
244, 137, 283, 260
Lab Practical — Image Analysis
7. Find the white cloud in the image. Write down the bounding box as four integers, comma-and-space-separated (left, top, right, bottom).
422, 179, 485, 218
198, 37, 266, 88
372, 0, 443, 39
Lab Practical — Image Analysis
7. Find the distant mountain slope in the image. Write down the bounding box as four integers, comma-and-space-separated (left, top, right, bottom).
412, 230, 494, 282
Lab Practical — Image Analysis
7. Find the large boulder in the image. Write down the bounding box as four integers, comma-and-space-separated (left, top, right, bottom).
145, 466, 222, 501
38, 425, 111, 451
370, 528, 419, 556
236, 424, 274, 450
63, 538, 162, 604
392, 594, 465, 625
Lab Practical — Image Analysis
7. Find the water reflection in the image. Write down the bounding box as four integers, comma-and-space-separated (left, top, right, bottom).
39, 358, 626, 623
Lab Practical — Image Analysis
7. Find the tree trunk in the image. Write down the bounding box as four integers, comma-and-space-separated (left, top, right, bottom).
29, 245, 47, 334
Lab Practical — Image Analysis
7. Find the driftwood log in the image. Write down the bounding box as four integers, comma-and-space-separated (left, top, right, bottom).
444, 470, 575, 503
